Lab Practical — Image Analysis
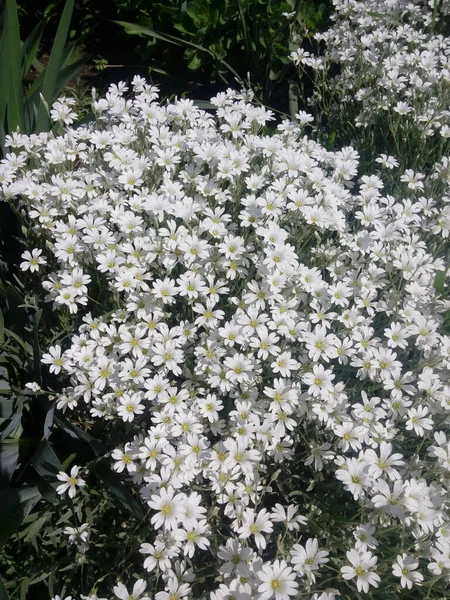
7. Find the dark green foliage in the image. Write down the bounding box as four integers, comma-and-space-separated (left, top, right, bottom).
0, 0, 87, 149
113, 0, 330, 112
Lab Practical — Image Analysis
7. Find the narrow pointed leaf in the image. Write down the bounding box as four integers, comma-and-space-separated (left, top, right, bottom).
0, 574, 10, 600
36, 0, 74, 133
33, 309, 42, 385
20, 18, 47, 78
5, 0, 25, 132
0, 8, 8, 124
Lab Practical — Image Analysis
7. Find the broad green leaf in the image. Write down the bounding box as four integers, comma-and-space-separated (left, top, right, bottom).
0, 486, 41, 549
36, 0, 75, 133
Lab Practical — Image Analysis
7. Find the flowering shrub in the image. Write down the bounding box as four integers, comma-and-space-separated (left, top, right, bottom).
1, 2, 450, 599
291, 0, 450, 168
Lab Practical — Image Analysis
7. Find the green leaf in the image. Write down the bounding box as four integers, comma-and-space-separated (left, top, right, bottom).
0, 486, 41, 550
434, 268, 447, 296
32, 439, 62, 482
93, 461, 144, 521
192, 99, 216, 109
0, 396, 14, 420
0, 396, 23, 441
19, 578, 28, 600
185, 1, 208, 26
0, 309, 4, 344
0, 439, 20, 486
0, 410, 22, 442
54, 415, 104, 453
43, 407, 54, 440
187, 52, 203, 70
20, 18, 47, 78
0, 380, 10, 396
36, 0, 75, 133
20, 512, 48, 541
4, 0, 25, 132
4, 328, 30, 354
443, 309, 450, 335
33, 309, 42, 385
114, 20, 243, 83
0, 574, 10, 600
3, 284, 26, 331
25, 57, 87, 105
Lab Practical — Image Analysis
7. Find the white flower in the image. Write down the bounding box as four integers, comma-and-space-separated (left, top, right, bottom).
41, 345, 70, 375
392, 554, 424, 589
20, 248, 47, 272
113, 579, 150, 600
148, 487, 186, 530
290, 538, 329, 582
340, 549, 381, 593
140, 540, 173, 572
25, 382, 41, 392
405, 405, 434, 436
217, 538, 254, 577
270, 503, 307, 531
237, 508, 273, 550
257, 559, 298, 600
56, 465, 86, 498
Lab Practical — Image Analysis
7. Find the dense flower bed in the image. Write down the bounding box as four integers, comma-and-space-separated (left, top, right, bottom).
1, 1, 450, 599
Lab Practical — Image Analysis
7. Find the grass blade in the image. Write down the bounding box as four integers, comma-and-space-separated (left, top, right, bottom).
36, 0, 74, 133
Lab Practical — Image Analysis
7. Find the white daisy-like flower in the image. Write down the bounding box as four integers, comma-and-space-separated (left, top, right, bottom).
56, 465, 86, 499
257, 559, 298, 600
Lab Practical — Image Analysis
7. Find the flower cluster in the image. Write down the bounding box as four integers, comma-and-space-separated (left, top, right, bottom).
291, 0, 450, 166
1, 33, 450, 600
